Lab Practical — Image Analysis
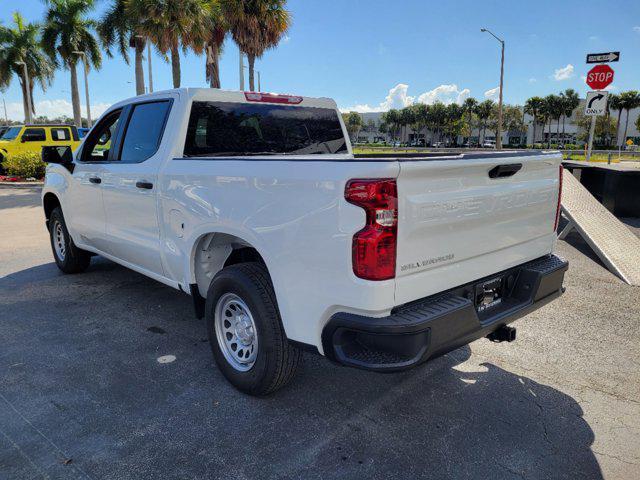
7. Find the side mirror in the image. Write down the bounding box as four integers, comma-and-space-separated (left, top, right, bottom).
42, 145, 74, 172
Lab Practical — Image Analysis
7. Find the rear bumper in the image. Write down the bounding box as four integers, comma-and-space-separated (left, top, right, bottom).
322, 254, 568, 372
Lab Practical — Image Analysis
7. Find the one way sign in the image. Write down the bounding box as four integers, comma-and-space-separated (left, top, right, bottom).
586, 51, 620, 63
585, 91, 609, 116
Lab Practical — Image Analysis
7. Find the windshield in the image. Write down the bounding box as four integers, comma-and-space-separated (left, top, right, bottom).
0, 126, 22, 141
183, 101, 347, 157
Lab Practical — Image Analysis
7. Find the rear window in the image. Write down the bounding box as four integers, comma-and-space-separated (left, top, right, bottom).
183, 101, 347, 157
51, 128, 71, 141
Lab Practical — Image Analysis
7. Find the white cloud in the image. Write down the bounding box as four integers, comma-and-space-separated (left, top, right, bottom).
528, 78, 537, 83
589, 36, 598, 41
4, 99, 111, 121
553, 64, 574, 81
341, 83, 414, 113
416, 84, 470, 105
484, 87, 499, 100
633, 26, 640, 33
341, 83, 470, 113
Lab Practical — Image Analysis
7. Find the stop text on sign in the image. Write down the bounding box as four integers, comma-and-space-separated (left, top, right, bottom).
586, 64, 614, 90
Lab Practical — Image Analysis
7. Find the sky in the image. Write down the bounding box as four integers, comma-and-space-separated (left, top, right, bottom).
1, 0, 639, 120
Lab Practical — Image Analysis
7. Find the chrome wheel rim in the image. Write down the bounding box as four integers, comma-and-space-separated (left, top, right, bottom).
53, 221, 66, 261
214, 293, 258, 371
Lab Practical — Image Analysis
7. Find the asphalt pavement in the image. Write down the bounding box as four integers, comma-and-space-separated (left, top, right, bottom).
1, 184, 639, 480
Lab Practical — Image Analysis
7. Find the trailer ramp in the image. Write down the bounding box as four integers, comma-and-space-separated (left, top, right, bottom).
559, 171, 640, 285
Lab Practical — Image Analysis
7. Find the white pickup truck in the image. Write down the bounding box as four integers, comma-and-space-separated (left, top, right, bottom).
41, 88, 568, 396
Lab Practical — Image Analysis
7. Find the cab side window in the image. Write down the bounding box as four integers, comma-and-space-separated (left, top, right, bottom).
80, 110, 122, 162
51, 128, 71, 141
119, 101, 171, 163
22, 128, 46, 142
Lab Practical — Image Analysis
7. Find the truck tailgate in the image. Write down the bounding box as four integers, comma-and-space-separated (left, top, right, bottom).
395, 152, 562, 306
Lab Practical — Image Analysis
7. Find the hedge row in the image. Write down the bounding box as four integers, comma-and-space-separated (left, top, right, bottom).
1, 152, 47, 179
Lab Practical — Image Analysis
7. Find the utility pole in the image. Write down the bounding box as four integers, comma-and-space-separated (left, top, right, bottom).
481, 28, 505, 150
3, 98, 8, 125
73, 51, 92, 127
239, 48, 245, 91
16, 61, 33, 124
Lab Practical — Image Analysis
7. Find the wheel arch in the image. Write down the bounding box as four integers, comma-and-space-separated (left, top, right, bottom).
42, 192, 61, 226
189, 231, 269, 299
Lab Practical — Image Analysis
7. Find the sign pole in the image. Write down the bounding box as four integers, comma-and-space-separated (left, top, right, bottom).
586, 116, 596, 162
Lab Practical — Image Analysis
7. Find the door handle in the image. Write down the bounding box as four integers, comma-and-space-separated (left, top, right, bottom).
89, 177, 102, 184
136, 181, 154, 190
488, 163, 522, 179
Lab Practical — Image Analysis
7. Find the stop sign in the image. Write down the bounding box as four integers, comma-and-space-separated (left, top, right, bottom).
586, 64, 614, 90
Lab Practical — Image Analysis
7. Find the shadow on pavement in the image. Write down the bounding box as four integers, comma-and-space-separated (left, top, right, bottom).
0, 258, 603, 480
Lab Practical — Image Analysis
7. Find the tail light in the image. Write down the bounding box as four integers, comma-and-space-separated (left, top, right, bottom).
345, 179, 398, 280
554, 165, 563, 232
244, 92, 303, 104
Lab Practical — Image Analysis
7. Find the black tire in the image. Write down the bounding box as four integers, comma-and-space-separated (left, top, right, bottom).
49, 207, 91, 274
205, 262, 302, 396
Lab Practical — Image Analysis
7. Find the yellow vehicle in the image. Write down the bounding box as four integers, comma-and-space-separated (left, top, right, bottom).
0, 124, 81, 163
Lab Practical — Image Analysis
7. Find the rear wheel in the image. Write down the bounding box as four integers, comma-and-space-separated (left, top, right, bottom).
205, 263, 302, 396
49, 207, 91, 274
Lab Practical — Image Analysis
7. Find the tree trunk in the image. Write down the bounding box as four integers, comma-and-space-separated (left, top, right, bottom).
19, 74, 31, 123
247, 54, 255, 91
532, 119, 537, 146
623, 110, 630, 144
170, 42, 181, 88
70, 61, 82, 128
562, 116, 566, 144
206, 44, 221, 88
615, 110, 622, 146
134, 39, 146, 95
556, 118, 560, 145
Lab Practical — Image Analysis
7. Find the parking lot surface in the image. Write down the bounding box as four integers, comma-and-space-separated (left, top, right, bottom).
1, 185, 639, 479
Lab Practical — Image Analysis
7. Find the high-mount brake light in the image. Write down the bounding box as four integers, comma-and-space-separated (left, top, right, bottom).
345, 179, 398, 281
244, 92, 303, 104
554, 165, 563, 232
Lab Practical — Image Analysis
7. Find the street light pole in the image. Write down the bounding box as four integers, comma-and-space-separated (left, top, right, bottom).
73, 51, 92, 127
16, 61, 33, 124
481, 28, 505, 150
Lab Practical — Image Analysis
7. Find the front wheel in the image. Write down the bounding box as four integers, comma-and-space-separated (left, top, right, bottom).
205, 263, 302, 396
49, 207, 91, 274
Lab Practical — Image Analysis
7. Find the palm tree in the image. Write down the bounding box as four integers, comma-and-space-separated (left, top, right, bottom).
619, 91, 640, 146
608, 93, 622, 146
98, 0, 146, 95
462, 97, 478, 146
42, 0, 102, 127
0, 12, 55, 123
205, 0, 228, 88
223, 0, 291, 91
524, 96, 544, 146
475, 100, 494, 144
560, 89, 579, 145
128, 0, 211, 89
544, 94, 562, 146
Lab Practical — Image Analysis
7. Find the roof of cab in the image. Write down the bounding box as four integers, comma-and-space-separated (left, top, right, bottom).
109, 87, 338, 111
